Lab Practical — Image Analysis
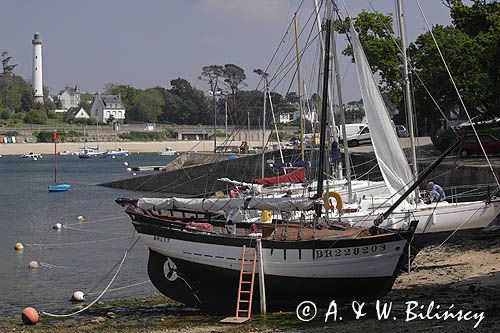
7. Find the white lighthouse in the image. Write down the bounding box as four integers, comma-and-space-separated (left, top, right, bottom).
32, 32, 43, 103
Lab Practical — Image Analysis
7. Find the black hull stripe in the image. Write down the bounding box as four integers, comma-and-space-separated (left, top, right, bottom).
130, 212, 412, 249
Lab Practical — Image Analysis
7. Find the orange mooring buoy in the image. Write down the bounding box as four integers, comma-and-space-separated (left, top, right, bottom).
22, 307, 39, 325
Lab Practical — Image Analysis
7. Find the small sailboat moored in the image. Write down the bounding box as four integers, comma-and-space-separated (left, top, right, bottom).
48, 131, 70, 192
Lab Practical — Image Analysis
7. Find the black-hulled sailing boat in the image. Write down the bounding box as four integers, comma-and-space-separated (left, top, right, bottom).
48, 131, 71, 192
116, 5, 418, 312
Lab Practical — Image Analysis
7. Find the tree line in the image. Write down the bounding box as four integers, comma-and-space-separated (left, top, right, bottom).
1, 1, 499, 133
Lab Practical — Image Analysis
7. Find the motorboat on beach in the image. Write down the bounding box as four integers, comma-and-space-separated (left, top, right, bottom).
103, 148, 129, 157
22, 152, 42, 159
58, 150, 76, 156
158, 147, 178, 156
78, 147, 104, 159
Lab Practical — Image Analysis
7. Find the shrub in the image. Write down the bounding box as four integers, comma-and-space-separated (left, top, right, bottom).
0, 130, 19, 136
24, 109, 48, 124
118, 131, 174, 141
34, 130, 83, 143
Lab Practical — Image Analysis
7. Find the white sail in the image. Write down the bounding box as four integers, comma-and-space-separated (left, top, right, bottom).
137, 197, 315, 212
350, 23, 414, 200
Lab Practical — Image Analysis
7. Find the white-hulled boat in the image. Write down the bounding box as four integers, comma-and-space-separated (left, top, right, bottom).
104, 148, 129, 157
118, 196, 416, 310
22, 152, 42, 159
158, 147, 178, 156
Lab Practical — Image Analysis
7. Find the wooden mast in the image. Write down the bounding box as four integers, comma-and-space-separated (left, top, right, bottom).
294, 13, 305, 161
315, 2, 332, 217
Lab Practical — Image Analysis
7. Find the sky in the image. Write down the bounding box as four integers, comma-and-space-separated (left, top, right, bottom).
0, 0, 458, 102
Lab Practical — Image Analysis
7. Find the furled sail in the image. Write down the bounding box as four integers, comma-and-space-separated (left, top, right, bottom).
136, 196, 315, 212
350, 23, 414, 200
255, 167, 306, 185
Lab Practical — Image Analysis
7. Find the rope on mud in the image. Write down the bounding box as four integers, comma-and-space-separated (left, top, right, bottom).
62, 225, 129, 236
26, 236, 132, 247
86, 280, 152, 296
64, 216, 127, 227
41, 236, 140, 318
39, 262, 73, 269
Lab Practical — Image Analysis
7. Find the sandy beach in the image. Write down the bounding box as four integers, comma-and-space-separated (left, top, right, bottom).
0, 137, 432, 156
0, 140, 270, 155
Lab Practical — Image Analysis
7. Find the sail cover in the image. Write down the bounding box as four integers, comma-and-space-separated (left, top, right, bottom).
350, 23, 414, 199
255, 168, 305, 185
136, 196, 315, 212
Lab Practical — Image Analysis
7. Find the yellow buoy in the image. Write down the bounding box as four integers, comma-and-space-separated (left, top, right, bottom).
77, 215, 85, 222
15, 242, 24, 251
323, 191, 343, 212
22, 307, 39, 325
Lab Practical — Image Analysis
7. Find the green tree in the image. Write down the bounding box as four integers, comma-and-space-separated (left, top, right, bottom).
79, 92, 92, 114
337, 12, 402, 102
1, 52, 17, 76
24, 109, 48, 124
410, 25, 487, 128
157, 78, 209, 124
285, 92, 299, 104
0, 74, 34, 113
222, 64, 247, 115
128, 88, 164, 123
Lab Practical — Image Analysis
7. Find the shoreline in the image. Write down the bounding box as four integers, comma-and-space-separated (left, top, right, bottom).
0, 137, 432, 156
0, 140, 269, 155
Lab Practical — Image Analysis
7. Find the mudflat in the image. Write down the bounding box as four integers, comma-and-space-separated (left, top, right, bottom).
1, 238, 499, 332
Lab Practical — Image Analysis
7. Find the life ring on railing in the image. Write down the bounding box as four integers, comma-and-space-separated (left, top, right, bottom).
261, 210, 272, 223
323, 191, 343, 212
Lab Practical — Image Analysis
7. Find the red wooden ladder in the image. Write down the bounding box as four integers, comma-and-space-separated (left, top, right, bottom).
220, 245, 257, 324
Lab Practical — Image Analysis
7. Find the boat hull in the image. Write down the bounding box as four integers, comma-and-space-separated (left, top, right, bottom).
48, 184, 71, 192
128, 212, 412, 311
147, 248, 406, 312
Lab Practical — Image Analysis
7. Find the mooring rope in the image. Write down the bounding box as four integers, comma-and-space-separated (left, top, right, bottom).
26, 236, 132, 247
64, 216, 127, 227
86, 280, 152, 296
41, 236, 140, 318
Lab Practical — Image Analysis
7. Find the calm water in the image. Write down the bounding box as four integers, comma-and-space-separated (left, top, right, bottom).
0, 152, 177, 317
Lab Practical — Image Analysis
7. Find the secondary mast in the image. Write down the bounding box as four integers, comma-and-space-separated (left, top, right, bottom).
396, 0, 418, 201
331, 1, 352, 203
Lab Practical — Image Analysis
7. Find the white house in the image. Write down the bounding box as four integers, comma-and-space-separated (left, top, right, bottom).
344, 99, 364, 111
279, 112, 294, 124
58, 85, 81, 110
90, 93, 126, 123
64, 106, 89, 121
